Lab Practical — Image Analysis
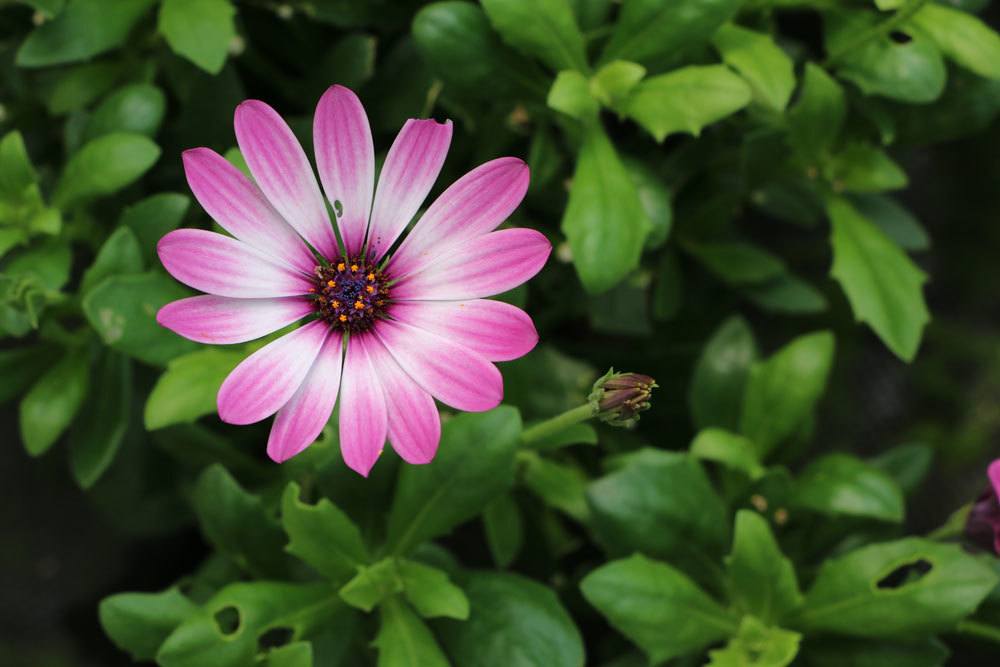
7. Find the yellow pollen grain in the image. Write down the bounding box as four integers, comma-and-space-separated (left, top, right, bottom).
350, 264, 359, 272
339, 314, 347, 322
367, 272, 375, 281
365, 285, 375, 293
332, 300, 340, 308
337, 262, 346, 271
354, 300, 364, 309
326, 280, 335, 287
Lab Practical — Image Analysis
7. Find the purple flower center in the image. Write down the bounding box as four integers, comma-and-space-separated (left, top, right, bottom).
311, 257, 389, 332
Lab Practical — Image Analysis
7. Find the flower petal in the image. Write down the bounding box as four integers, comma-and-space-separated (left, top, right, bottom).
157, 295, 313, 344
390, 228, 550, 301
368, 336, 440, 464
990, 459, 1000, 497
374, 318, 502, 412
235, 100, 339, 259
267, 333, 344, 463
389, 157, 530, 280
367, 118, 452, 260
158, 229, 313, 298
338, 334, 388, 476
314, 85, 375, 257
391, 300, 538, 362
182, 147, 316, 274
217, 320, 329, 425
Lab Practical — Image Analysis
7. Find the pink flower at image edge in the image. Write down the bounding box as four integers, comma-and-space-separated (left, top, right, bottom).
155, 85, 549, 475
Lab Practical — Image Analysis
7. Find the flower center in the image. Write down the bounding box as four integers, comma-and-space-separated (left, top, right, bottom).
310, 257, 389, 332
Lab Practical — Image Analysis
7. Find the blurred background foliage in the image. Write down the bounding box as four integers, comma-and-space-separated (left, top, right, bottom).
3, 0, 1000, 665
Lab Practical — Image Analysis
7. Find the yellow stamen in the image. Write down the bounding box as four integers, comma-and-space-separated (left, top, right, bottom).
354, 300, 364, 309
367, 272, 375, 281
326, 280, 335, 287
332, 300, 340, 308
350, 263, 359, 272
339, 314, 347, 322
365, 285, 375, 294
337, 262, 346, 271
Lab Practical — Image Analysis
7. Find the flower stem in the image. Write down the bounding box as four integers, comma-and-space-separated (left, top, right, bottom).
824, 0, 930, 65
955, 620, 1000, 645
520, 403, 596, 447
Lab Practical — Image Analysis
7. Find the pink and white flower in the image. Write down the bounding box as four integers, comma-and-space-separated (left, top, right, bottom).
156, 85, 549, 475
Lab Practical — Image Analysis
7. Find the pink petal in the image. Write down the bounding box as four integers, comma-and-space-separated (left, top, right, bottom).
390, 300, 538, 362
157, 295, 313, 344
338, 334, 388, 476
267, 333, 344, 463
234, 100, 339, 259
374, 318, 502, 412
390, 228, 551, 301
313, 85, 375, 257
158, 229, 313, 298
182, 148, 317, 274
217, 320, 329, 425
990, 459, 1000, 497
389, 157, 530, 280
367, 336, 441, 464
366, 118, 452, 260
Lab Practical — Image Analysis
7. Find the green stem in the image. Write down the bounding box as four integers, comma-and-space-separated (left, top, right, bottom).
824, 0, 930, 65
520, 403, 596, 447
955, 620, 1000, 645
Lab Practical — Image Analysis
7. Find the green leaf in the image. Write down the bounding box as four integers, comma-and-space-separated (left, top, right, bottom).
788, 63, 845, 160
83, 270, 198, 366
851, 194, 930, 252
0, 130, 38, 202
521, 452, 590, 521
386, 407, 522, 555
707, 617, 800, 667
869, 443, 933, 495
398, 559, 469, 620
4, 238, 72, 288
19, 349, 90, 456
828, 11, 946, 104
827, 195, 930, 361
144, 349, 244, 430
339, 558, 403, 612
801, 637, 949, 667
742, 273, 828, 315
158, 581, 350, 667
0, 344, 56, 404
690, 316, 757, 431
159, 0, 236, 74
16, 0, 154, 67
727, 511, 802, 624
561, 122, 651, 293
119, 192, 191, 262
625, 157, 673, 248
712, 23, 795, 111
80, 226, 143, 295
41, 61, 125, 115
581, 553, 737, 664
791, 453, 905, 522
600, 0, 742, 67
68, 350, 131, 488
190, 464, 288, 578
375, 597, 449, 667
481, 0, 588, 72
690, 428, 765, 479
910, 3, 1000, 80
590, 60, 646, 109
54, 133, 161, 208
587, 450, 729, 564
687, 241, 786, 285
793, 538, 998, 636
523, 422, 597, 451
83, 83, 167, 141
281, 482, 368, 582
547, 70, 600, 121
739, 331, 834, 459
625, 65, 751, 142
483, 494, 523, 568
99, 587, 198, 662
825, 144, 908, 193
265, 642, 312, 667
436, 571, 585, 667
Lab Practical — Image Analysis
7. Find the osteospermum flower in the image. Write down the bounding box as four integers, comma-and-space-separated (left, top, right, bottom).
156, 85, 549, 475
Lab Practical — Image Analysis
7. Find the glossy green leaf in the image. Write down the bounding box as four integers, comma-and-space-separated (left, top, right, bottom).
144, 349, 244, 429
910, 3, 1000, 80
80, 226, 143, 295
791, 453, 905, 522
869, 443, 933, 495
828, 196, 929, 361
281, 482, 368, 582
375, 597, 449, 667
398, 559, 469, 620
825, 144, 908, 193
481, 0, 588, 72
687, 241, 786, 285
339, 558, 403, 612
100, 587, 198, 662
159, 0, 236, 74
690, 428, 765, 479
68, 350, 131, 488
706, 616, 801, 667
483, 494, 523, 568
788, 63, 845, 160
119, 193, 191, 262
801, 637, 949, 667
625, 65, 751, 142
521, 452, 590, 521
19, 349, 90, 456
581, 553, 737, 664
740, 331, 834, 458
793, 538, 998, 636
727, 511, 802, 624
265, 642, 312, 667
851, 194, 930, 252
547, 70, 599, 121
712, 23, 795, 111
386, 407, 522, 555
590, 60, 646, 109
690, 316, 757, 431
53, 133, 161, 208
742, 273, 828, 315
83, 84, 167, 141
561, 122, 651, 293
0, 345, 56, 404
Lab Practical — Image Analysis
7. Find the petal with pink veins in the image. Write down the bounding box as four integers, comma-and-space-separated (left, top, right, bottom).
313, 85, 375, 257
374, 318, 502, 412
235, 100, 339, 259
217, 320, 329, 425
338, 334, 388, 476
367, 119, 452, 260
157, 295, 313, 344
367, 336, 440, 464
181, 148, 316, 274
389, 157, 530, 279
390, 300, 537, 362
267, 333, 344, 463
158, 229, 313, 298
390, 228, 550, 301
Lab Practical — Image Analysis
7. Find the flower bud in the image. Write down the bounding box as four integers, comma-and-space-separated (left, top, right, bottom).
589, 369, 657, 428
965, 460, 1000, 554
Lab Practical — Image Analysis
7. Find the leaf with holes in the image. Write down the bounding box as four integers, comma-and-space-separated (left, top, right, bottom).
910, 3, 1000, 80
99, 587, 198, 662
